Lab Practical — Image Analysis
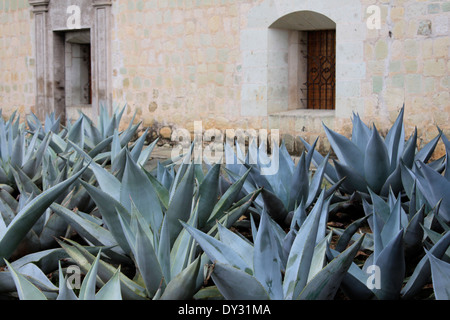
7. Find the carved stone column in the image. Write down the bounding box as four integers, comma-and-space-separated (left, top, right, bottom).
28, 0, 51, 119
28, 0, 113, 121
92, 0, 113, 116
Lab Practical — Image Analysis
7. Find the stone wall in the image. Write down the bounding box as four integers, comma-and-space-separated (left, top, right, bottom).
0, 0, 449, 156
360, 0, 450, 149
0, 0, 35, 118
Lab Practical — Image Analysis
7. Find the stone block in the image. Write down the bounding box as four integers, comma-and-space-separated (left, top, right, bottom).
406, 74, 422, 94
375, 40, 388, 60
424, 59, 446, 77
372, 76, 383, 93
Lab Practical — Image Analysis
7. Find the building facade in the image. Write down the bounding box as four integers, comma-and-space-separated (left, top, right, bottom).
0, 0, 449, 154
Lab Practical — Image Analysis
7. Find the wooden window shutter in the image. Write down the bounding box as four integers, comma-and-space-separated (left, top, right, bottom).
306, 30, 336, 110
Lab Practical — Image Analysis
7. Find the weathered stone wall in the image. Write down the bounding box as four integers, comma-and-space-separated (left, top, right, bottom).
0, 0, 35, 118
111, 0, 263, 137
361, 0, 450, 152
0, 0, 449, 156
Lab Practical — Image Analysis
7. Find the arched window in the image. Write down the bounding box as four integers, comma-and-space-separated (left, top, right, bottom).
269, 11, 336, 111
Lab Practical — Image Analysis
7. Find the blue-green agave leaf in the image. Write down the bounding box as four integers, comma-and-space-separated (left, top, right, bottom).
80, 180, 132, 254
159, 257, 201, 300
121, 151, 164, 232
4, 260, 47, 300
254, 210, 283, 299
182, 222, 252, 273
162, 163, 195, 248
95, 267, 123, 300
0, 164, 88, 263
217, 223, 253, 269
79, 250, 102, 300
401, 231, 450, 299
324, 124, 364, 174
135, 222, 165, 297
297, 234, 365, 300
210, 261, 270, 300
414, 160, 450, 222
373, 229, 405, 300
300, 136, 338, 183
425, 249, 450, 300
333, 160, 367, 194
384, 106, 405, 171
56, 261, 78, 300
197, 163, 221, 228
364, 126, 391, 194
283, 191, 325, 299
351, 112, 371, 153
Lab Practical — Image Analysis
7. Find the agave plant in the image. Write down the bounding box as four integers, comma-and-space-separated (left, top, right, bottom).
183, 191, 364, 300
48, 146, 256, 299
328, 187, 450, 300
425, 249, 450, 300
219, 138, 340, 227
0, 112, 55, 187
302, 107, 442, 198
4, 249, 123, 300
0, 163, 89, 264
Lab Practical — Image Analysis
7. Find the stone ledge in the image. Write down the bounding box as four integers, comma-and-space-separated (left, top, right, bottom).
270, 109, 335, 118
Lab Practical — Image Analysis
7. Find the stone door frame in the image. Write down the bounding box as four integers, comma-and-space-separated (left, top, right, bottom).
28, 0, 112, 121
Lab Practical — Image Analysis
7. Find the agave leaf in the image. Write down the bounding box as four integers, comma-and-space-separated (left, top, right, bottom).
425, 249, 450, 300
80, 180, 132, 254
134, 221, 165, 297
217, 223, 254, 269
121, 151, 163, 232
56, 261, 78, 300
364, 126, 391, 194
335, 215, 371, 252
288, 154, 309, 211
414, 160, 450, 222
89, 161, 121, 200
197, 164, 221, 228
297, 234, 364, 300
79, 250, 102, 300
401, 231, 450, 299
95, 267, 123, 300
333, 160, 367, 194
324, 124, 364, 174
403, 205, 425, 257
307, 232, 332, 282
182, 222, 252, 273
210, 261, 270, 300
283, 191, 325, 299
306, 153, 329, 207
58, 239, 147, 300
142, 168, 170, 210
170, 216, 197, 279
206, 168, 250, 228
373, 229, 405, 300
384, 106, 405, 171
261, 188, 289, 224
327, 247, 374, 300
380, 197, 405, 247
351, 113, 371, 153
159, 257, 201, 300
415, 130, 442, 164
4, 260, 47, 300
0, 164, 89, 263
402, 128, 418, 169
162, 163, 195, 248
51, 203, 118, 249
253, 210, 283, 299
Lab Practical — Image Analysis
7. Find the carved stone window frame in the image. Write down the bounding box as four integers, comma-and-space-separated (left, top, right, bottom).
28, 0, 112, 121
